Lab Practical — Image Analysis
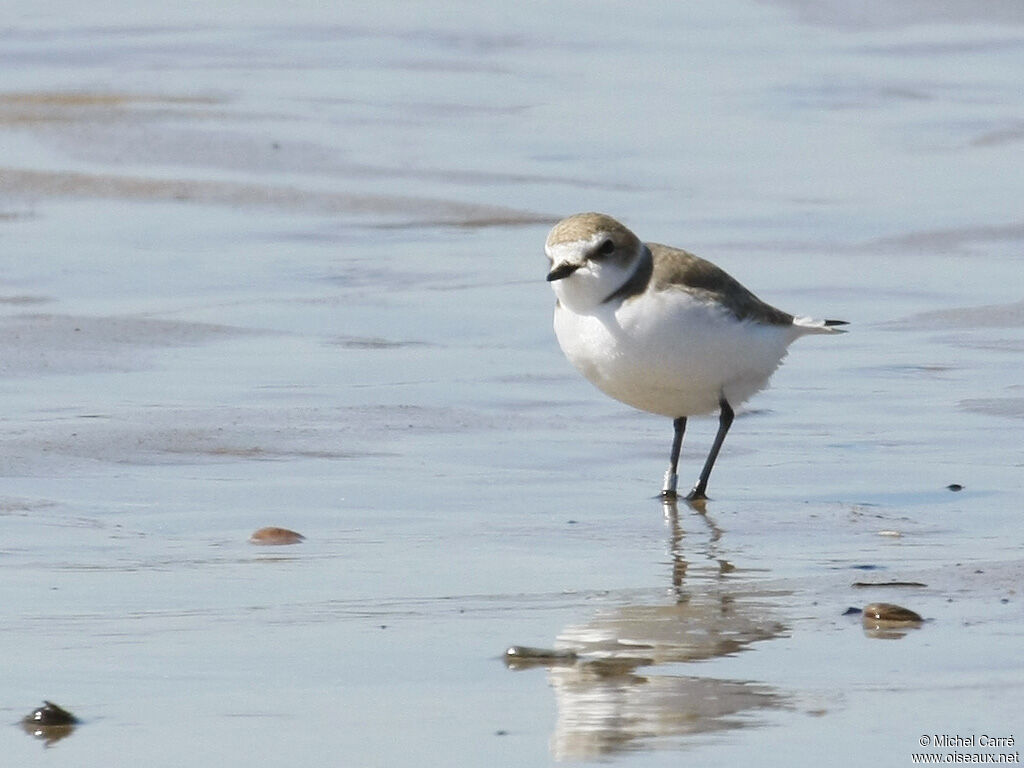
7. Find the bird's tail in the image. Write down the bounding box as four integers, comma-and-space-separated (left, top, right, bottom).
793, 316, 849, 335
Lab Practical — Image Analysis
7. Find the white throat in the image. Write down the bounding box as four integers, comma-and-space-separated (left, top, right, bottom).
549, 243, 639, 314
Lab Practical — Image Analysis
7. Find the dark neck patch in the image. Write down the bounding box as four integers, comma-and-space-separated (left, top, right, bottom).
602, 245, 653, 304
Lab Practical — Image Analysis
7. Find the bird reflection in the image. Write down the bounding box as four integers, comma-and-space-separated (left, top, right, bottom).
19, 721, 77, 747
664, 497, 730, 595
506, 499, 788, 761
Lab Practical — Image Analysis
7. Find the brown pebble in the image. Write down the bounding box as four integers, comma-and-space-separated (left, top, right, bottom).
249, 526, 305, 545
23, 701, 79, 726
505, 645, 576, 661
503, 645, 577, 670
862, 602, 923, 624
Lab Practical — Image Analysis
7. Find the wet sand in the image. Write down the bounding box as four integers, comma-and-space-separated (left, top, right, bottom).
2, 1, 1023, 765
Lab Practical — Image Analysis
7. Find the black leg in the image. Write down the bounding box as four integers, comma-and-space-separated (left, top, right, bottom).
660, 417, 687, 499
687, 399, 734, 501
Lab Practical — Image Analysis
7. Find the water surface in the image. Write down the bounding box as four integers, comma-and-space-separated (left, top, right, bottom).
2, 1, 1022, 765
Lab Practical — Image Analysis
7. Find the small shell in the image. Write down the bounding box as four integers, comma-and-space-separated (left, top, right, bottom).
23, 701, 79, 726
862, 602, 923, 624
505, 645, 576, 661
503, 645, 577, 669
249, 527, 305, 545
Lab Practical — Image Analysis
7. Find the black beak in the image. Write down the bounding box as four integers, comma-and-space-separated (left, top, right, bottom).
546, 262, 580, 282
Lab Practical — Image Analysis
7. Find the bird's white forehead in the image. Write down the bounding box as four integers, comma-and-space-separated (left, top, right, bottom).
545, 232, 605, 261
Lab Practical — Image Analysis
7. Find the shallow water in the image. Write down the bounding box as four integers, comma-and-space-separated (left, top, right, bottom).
2, 1, 1022, 765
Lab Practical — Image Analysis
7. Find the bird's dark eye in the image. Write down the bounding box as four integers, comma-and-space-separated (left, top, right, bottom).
598, 239, 615, 256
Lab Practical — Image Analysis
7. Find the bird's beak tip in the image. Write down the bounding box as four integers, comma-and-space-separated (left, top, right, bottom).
546, 263, 578, 282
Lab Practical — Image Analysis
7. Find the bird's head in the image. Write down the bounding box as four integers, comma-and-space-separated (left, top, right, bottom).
545, 212, 643, 313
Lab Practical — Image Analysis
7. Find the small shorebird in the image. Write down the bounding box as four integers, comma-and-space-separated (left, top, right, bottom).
545, 212, 846, 501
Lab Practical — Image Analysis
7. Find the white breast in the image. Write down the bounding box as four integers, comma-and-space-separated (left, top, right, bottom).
553, 288, 796, 417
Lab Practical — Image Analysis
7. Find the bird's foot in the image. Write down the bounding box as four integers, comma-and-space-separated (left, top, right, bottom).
685, 484, 707, 502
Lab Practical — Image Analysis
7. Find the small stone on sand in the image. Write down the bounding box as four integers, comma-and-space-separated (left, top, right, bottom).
503, 645, 578, 669
862, 602, 923, 624
505, 645, 576, 660
249, 526, 305, 545
23, 701, 79, 726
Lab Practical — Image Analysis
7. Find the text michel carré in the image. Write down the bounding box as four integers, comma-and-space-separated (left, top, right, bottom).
933, 735, 1015, 748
